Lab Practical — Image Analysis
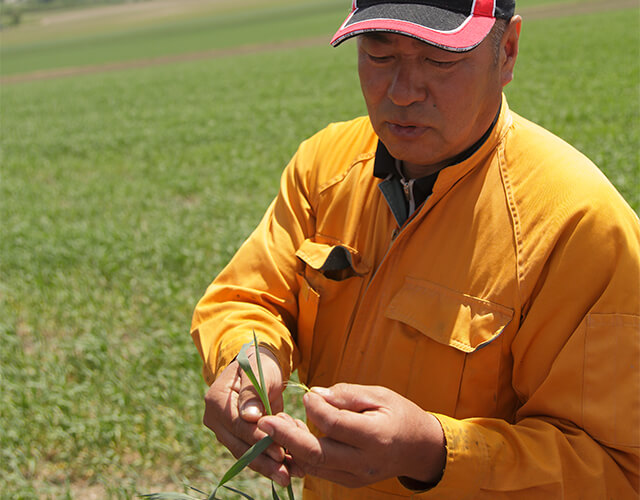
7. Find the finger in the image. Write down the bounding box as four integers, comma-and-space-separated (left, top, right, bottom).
216, 424, 292, 487
237, 374, 265, 421
303, 390, 377, 447
273, 411, 299, 427
311, 384, 382, 412
258, 413, 359, 473
203, 365, 285, 463
238, 347, 284, 421
278, 414, 310, 478
286, 457, 306, 479
203, 368, 241, 433
259, 415, 370, 486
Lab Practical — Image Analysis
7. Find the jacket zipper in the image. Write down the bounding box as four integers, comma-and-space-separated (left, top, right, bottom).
399, 177, 417, 215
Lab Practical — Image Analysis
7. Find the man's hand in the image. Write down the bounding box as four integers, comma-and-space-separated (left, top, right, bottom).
257, 383, 446, 488
203, 346, 291, 486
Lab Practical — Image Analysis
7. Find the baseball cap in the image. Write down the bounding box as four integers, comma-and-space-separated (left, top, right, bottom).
331, 0, 516, 52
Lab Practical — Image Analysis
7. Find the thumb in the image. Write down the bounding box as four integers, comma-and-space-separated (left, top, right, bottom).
237, 376, 265, 422
237, 347, 284, 421
309, 383, 381, 413
303, 384, 379, 446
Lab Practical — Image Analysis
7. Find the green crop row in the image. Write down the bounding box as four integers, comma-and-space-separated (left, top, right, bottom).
1, 3, 637, 499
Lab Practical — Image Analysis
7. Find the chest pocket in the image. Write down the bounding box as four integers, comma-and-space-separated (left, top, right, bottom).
385, 277, 514, 418
295, 238, 369, 385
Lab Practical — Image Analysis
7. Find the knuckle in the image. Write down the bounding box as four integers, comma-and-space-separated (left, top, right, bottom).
374, 432, 393, 449
333, 382, 349, 394
306, 444, 327, 467
301, 461, 320, 478
321, 410, 343, 436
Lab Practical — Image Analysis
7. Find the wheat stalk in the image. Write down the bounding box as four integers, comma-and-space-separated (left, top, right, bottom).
142, 332, 295, 500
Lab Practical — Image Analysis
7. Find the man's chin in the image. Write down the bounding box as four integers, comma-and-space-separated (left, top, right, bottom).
383, 144, 444, 169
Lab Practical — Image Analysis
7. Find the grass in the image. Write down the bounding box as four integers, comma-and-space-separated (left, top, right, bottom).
1, 1, 638, 499
0, 0, 348, 76
508, 8, 639, 209
0, 0, 621, 76
0, 38, 364, 499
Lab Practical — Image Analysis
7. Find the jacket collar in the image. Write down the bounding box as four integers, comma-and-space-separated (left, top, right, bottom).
434, 94, 513, 195
373, 95, 510, 184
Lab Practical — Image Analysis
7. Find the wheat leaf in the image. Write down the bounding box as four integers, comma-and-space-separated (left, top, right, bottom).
209, 436, 274, 499
188, 486, 207, 495
252, 330, 272, 415
271, 482, 281, 500
222, 484, 256, 499
237, 342, 261, 397
237, 341, 271, 416
269, 480, 297, 500
286, 484, 295, 500
284, 381, 310, 393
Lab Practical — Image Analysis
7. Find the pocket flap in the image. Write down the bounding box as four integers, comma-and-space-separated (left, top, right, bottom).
295, 239, 369, 275
386, 277, 513, 352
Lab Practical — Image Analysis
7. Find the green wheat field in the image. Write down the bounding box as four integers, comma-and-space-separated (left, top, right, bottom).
1, 0, 638, 498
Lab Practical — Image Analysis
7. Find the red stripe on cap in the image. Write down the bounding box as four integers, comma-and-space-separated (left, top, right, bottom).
472, 0, 496, 17
330, 15, 495, 50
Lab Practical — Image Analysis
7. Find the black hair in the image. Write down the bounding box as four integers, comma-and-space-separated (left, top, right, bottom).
491, 19, 509, 64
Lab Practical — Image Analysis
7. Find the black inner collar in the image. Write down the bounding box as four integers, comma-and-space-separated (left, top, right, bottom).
373, 105, 501, 181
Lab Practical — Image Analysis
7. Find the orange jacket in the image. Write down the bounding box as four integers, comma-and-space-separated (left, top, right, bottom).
191, 97, 640, 499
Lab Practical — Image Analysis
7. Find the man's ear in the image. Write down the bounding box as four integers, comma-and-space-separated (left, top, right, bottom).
501, 15, 522, 87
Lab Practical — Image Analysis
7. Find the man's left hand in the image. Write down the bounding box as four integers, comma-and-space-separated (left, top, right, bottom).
257, 383, 446, 488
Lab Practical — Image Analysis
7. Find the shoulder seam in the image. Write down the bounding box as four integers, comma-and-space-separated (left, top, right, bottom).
497, 140, 526, 310
317, 152, 375, 195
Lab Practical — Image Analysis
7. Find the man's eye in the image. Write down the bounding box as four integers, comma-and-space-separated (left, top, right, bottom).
368, 55, 392, 63
427, 59, 456, 68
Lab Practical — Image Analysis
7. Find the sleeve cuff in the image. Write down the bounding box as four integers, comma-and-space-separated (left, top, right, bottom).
408, 413, 488, 499
213, 331, 295, 384
397, 475, 440, 492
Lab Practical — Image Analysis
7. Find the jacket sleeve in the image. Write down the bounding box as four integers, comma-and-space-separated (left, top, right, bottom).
420, 201, 640, 499
190, 138, 319, 385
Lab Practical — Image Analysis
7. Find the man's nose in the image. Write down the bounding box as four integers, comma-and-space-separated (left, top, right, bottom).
387, 63, 427, 107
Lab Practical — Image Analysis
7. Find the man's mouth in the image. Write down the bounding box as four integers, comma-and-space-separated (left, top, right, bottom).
386, 121, 428, 138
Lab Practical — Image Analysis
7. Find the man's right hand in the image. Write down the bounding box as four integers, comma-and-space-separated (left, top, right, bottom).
203, 346, 291, 486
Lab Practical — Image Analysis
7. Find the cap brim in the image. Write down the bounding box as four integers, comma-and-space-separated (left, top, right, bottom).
331, 3, 495, 52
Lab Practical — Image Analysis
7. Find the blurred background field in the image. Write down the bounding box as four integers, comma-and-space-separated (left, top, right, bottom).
1, 0, 638, 498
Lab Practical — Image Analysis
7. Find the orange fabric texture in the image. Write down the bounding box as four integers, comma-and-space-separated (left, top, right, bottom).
191, 97, 640, 498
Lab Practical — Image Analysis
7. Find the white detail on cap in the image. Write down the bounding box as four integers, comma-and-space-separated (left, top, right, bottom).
349, 14, 475, 35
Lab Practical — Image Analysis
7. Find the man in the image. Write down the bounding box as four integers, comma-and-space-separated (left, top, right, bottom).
191, 0, 640, 498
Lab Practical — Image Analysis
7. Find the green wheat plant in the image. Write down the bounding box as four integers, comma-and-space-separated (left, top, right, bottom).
142, 332, 296, 500
284, 381, 310, 394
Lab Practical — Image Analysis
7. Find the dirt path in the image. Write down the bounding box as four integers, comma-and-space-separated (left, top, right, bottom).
1, 0, 636, 85
38, 0, 237, 26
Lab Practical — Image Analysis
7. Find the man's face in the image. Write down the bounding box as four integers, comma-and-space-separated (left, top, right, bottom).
357, 31, 507, 176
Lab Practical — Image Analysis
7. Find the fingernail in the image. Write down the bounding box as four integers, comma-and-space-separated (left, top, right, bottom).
240, 402, 262, 418
311, 386, 331, 397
